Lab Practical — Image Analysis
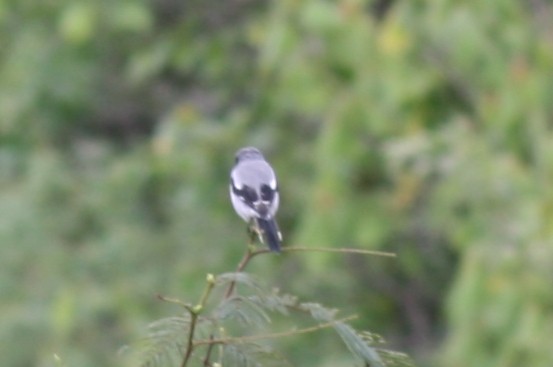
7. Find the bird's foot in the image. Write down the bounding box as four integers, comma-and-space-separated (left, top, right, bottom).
247, 219, 264, 246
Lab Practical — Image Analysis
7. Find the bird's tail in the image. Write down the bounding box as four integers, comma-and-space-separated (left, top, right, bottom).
255, 217, 282, 252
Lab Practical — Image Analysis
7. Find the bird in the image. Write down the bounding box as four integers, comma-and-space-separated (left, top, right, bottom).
229, 147, 282, 252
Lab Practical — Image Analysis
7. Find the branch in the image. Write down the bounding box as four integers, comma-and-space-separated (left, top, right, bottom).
194, 315, 358, 346
157, 294, 195, 313
176, 274, 216, 367
224, 248, 257, 298
202, 335, 215, 367
203, 243, 394, 365
181, 312, 198, 367
223, 246, 394, 301
282, 246, 396, 257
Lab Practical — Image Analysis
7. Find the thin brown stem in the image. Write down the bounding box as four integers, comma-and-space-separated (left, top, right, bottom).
282, 246, 396, 257
194, 315, 358, 346
224, 250, 250, 298
178, 274, 216, 367
224, 248, 269, 298
157, 294, 194, 312
201, 246, 262, 365
180, 312, 198, 367
201, 243, 393, 366
202, 335, 215, 366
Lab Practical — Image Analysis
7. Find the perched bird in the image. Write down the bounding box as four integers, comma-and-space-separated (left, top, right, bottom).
229, 147, 282, 252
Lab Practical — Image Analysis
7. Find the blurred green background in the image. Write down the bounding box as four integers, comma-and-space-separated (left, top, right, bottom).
2, 0, 553, 366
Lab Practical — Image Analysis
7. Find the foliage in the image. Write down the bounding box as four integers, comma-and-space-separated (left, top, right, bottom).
126, 250, 413, 367
1, 0, 553, 366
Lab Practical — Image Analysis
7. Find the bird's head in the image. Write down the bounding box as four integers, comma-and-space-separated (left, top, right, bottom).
235, 146, 264, 163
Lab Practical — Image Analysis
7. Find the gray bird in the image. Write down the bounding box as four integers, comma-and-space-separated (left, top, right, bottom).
230, 147, 282, 252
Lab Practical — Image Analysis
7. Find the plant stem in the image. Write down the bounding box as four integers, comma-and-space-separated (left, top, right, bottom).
180, 274, 216, 367
223, 221, 272, 298
224, 248, 257, 298
194, 315, 358, 346
282, 246, 396, 257
202, 335, 215, 367
157, 294, 194, 312
180, 312, 198, 367
203, 240, 266, 366
200, 243, 393, 366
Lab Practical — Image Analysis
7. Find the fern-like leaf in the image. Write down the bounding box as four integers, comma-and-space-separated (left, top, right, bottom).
215, 295, 272, 326
128, 314, 214, 367
131, 314, 190, 367
216, 272, 263, 292
299, 303, 414, 367
247, 288, 298, 315
222, 342, 293, 367
377, 349, 416, 367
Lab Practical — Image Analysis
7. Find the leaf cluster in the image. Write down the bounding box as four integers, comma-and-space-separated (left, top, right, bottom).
128, 268, 414, 367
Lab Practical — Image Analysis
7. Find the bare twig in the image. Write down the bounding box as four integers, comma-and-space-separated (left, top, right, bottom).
202, 335, 215, 366
200, 245, 258, 365
157, 294, 195, 312
194, 315, 358, 346
178, 274, 216, 367
223, 219, 277, 298
282, 246, 396, 257
180, 312, 198, 367
201, 242, 394, 366
223, 248, 257, 298
222, 245, 395, 298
